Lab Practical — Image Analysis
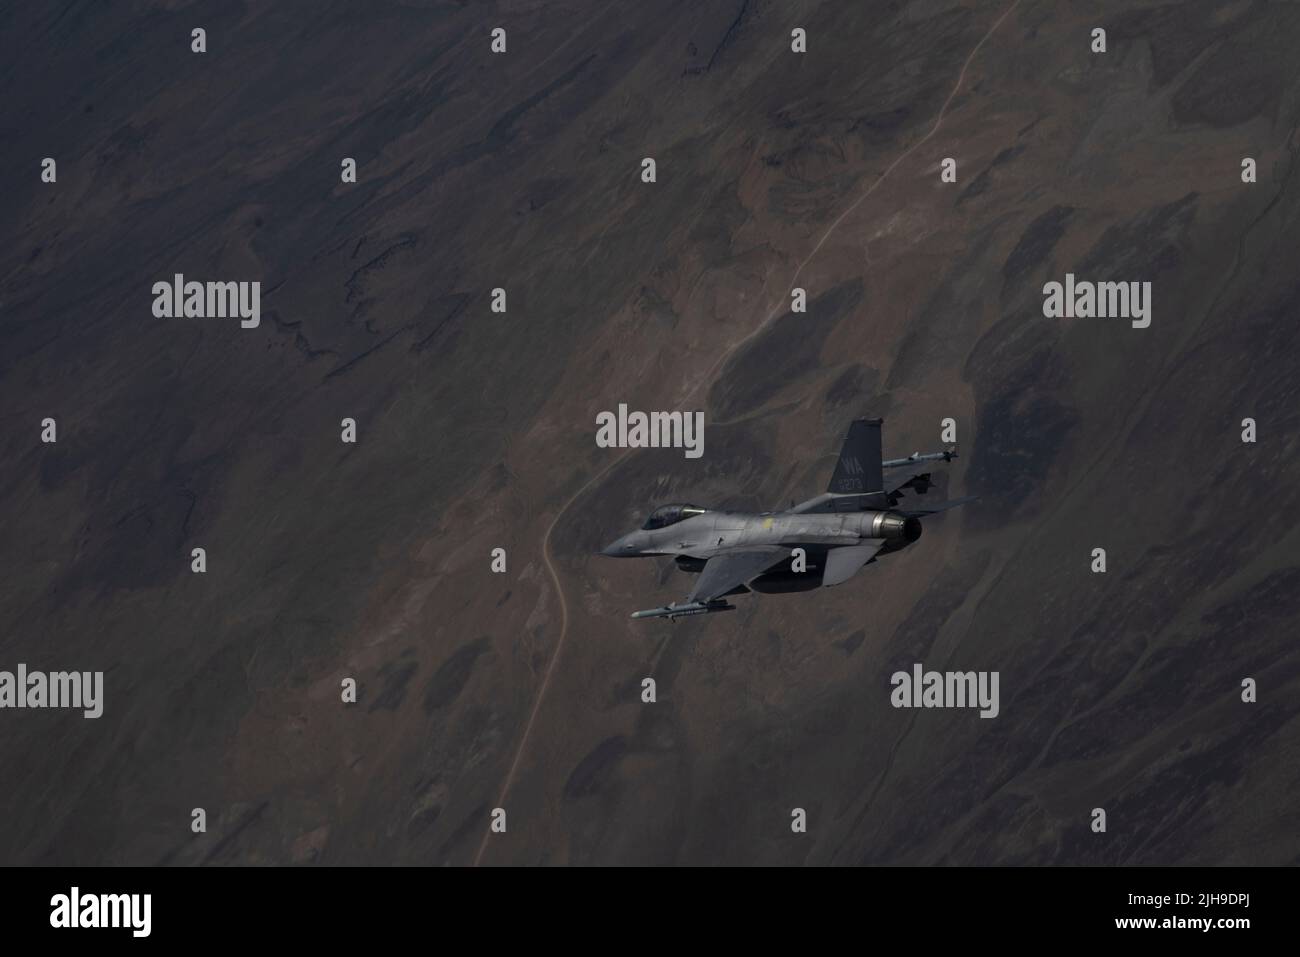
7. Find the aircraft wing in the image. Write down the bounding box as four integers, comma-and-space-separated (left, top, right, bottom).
897, 495, 978, 516
788, 492, 887, 514
790, 467, 939, 512
687, 547, 788, 603
787, 419, 957, 514
886, 464, 934, 498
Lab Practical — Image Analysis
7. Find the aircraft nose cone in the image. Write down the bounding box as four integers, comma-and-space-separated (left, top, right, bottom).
600, 535, 636, 557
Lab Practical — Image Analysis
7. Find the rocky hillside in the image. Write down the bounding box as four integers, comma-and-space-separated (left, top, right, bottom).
1, 0, 1297, 865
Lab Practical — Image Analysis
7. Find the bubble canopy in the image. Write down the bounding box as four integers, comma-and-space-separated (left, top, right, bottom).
641, 504, 708, 530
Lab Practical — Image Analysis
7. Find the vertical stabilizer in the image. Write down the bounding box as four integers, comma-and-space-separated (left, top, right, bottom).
828, 418, 884, 495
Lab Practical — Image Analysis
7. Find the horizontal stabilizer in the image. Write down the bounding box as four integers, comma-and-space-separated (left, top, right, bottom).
822, 540, 885, 587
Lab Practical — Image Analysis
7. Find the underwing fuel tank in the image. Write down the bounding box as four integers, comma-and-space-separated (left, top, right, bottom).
748, 570, 822, 594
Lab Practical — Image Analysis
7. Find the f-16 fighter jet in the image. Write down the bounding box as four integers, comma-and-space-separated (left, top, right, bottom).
600, 418, 974, 621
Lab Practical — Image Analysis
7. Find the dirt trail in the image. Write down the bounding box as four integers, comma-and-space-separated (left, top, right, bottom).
474, 0, 1023, 866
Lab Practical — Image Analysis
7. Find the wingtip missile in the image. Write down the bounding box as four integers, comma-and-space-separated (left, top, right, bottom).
883, 447, 958, 469
630, 600, 736, 621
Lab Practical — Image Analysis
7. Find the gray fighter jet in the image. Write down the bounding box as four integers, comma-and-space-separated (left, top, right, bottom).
600, 418, 974, 620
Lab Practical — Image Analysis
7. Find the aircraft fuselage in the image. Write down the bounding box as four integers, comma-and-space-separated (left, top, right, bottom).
601, 508, 921, 561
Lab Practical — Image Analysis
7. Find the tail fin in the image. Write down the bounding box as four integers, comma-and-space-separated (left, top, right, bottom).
828, 418, 884, 495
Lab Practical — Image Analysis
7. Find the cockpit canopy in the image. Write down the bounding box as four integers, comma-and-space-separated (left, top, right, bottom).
641, 503, 708, 530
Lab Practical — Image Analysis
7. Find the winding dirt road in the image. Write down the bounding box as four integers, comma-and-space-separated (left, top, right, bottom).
474, 0, 1022, 866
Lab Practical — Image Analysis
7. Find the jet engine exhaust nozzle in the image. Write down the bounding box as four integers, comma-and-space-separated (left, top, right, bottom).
872, 512, 923, 543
